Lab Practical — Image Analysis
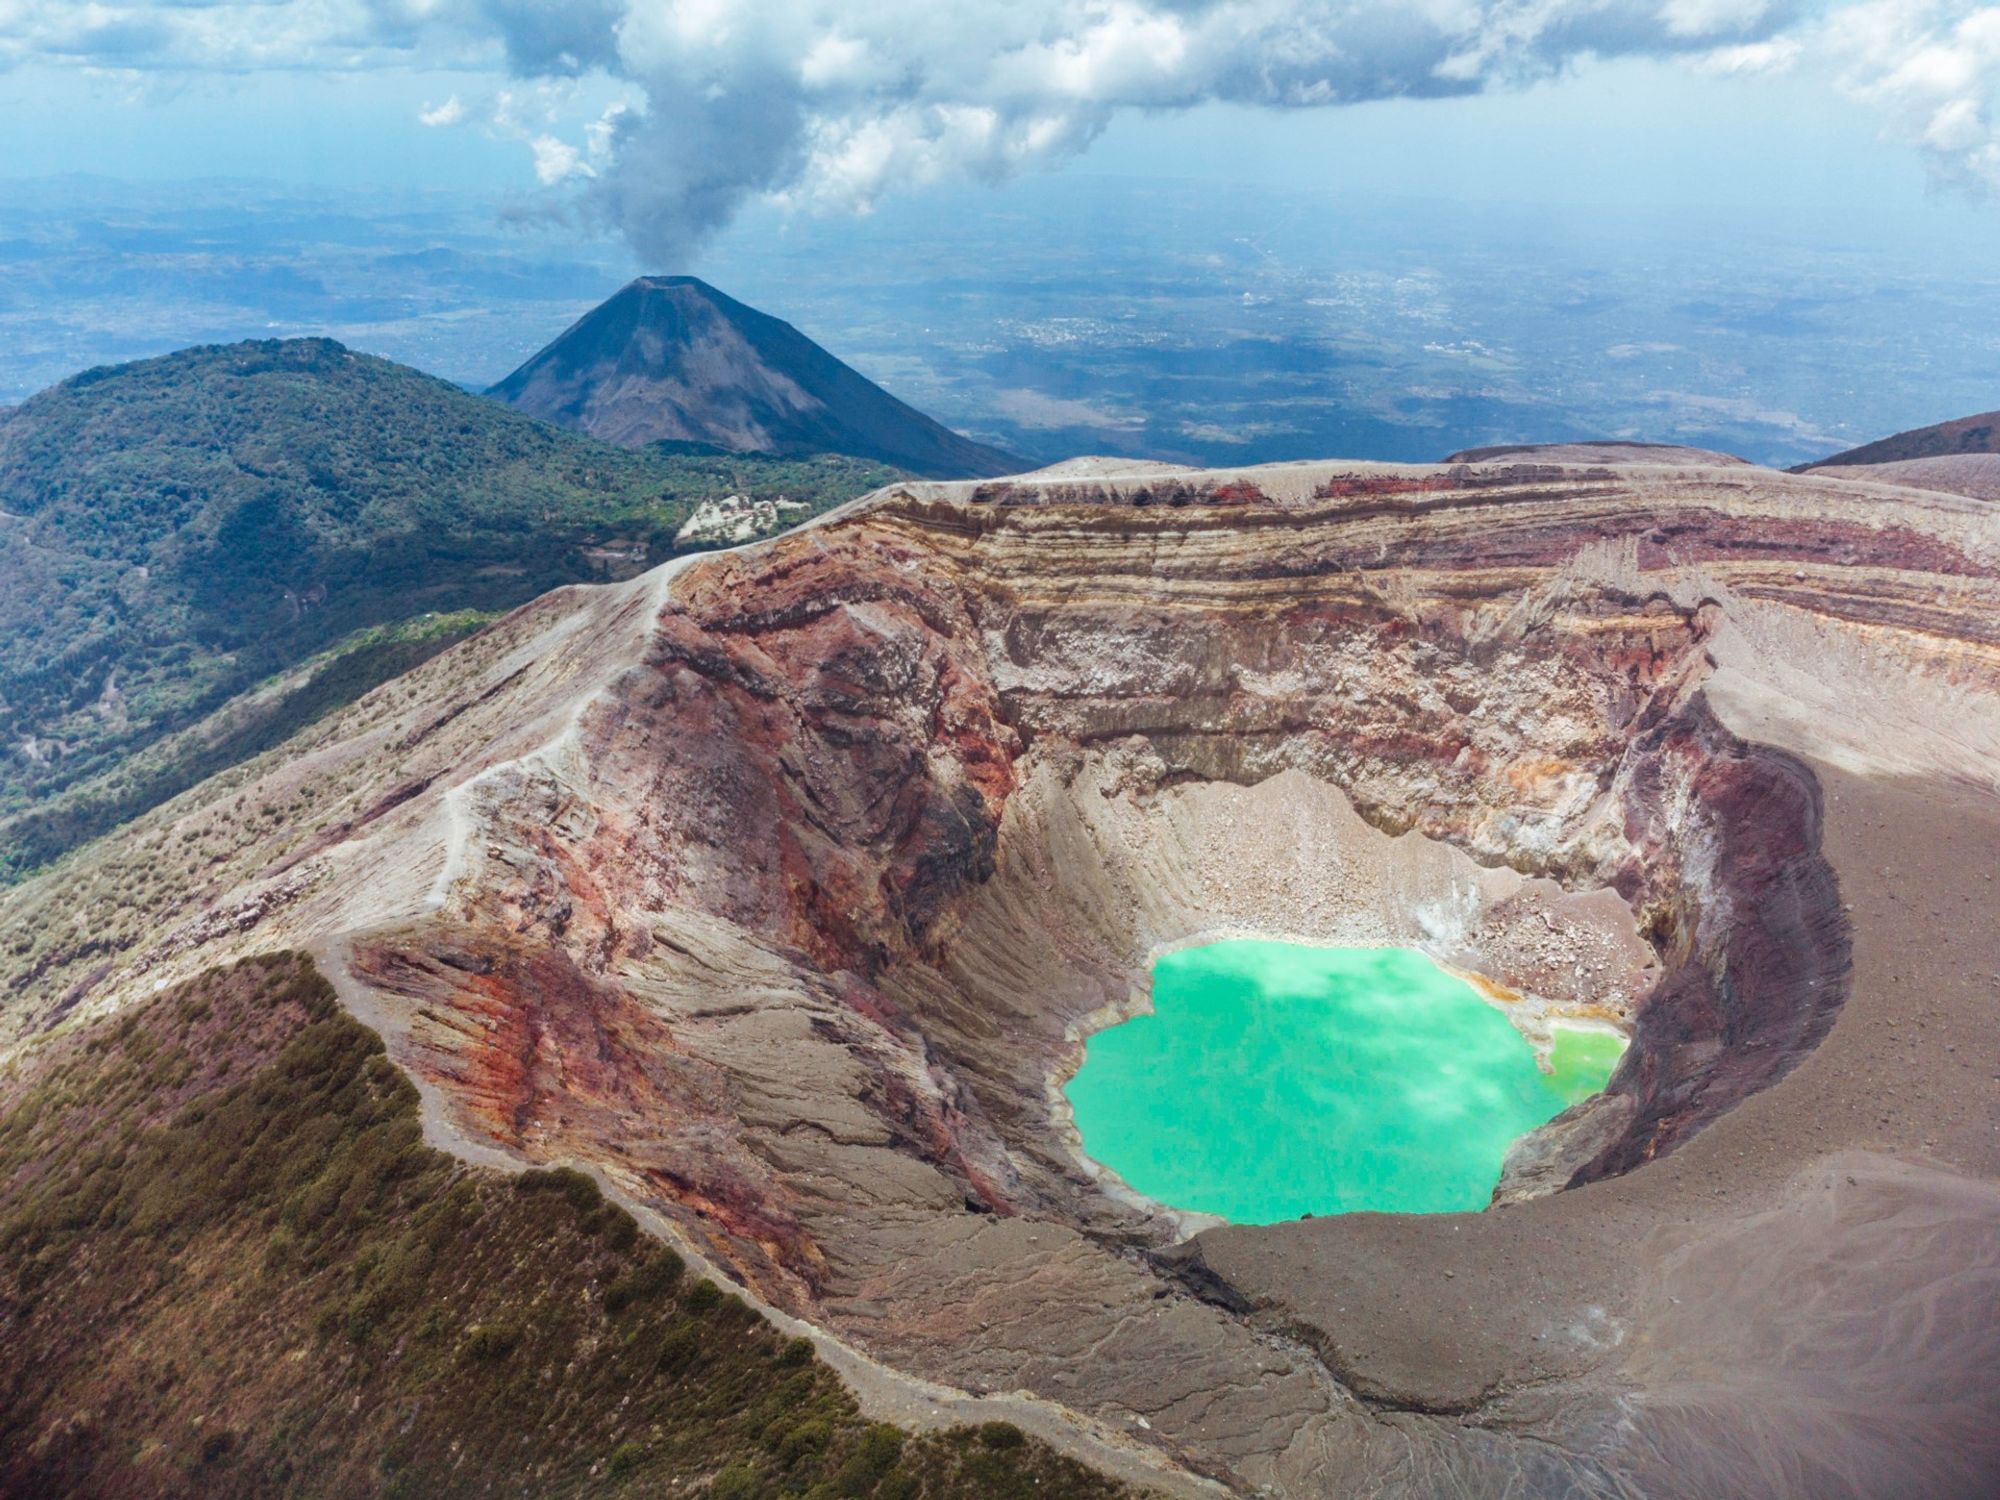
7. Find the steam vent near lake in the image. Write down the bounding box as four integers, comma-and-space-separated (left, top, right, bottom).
8, 447, 2000, 1498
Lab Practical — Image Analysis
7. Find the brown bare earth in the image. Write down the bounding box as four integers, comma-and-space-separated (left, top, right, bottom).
3, 453, 1997, 1498
1443, 439, 1752, 466
1808, 408, 2000, 467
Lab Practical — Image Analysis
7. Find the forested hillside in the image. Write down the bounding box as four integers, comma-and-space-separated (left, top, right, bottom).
0, 338, 897, 874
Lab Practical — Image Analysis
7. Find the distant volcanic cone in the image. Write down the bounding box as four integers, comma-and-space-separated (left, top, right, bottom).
489, 276, 1021, 479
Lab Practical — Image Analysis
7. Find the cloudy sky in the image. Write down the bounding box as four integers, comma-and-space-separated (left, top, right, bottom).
1, 1, 1996, 263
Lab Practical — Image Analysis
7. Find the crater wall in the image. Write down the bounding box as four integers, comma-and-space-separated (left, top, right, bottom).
7, 457, 1998, 1496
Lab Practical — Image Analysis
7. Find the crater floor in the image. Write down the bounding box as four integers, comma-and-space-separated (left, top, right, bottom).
5, 453, 1999, 1498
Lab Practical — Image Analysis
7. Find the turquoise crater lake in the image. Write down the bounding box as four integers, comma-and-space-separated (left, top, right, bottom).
1063, 940, 1624, 1223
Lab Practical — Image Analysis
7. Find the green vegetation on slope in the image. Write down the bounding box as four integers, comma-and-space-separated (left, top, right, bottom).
0, 591, 581, 1038
0, 952, 1138, 1500
0, 337, 899, 866
0, 610, 494, 881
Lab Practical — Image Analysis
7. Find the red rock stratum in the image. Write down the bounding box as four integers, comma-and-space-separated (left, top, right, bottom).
5, 453, 1998, 1498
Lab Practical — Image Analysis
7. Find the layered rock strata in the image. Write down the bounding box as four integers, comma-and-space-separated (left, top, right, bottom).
5, 455, 1998, 1497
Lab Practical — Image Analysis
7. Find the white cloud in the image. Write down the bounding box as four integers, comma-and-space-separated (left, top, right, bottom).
446, 81, 624, 181
992, 387, 1146, 431
1695, 37, 1802, 73
431, 0, 1822, 262
0, 1, 407, 73
1825, 1, 2000, 194
2, 1, 1997, 255
583, 99, 628, 161
1658, 0, 1775, 40
797, 33, 880, 90
529, 132, 589, 183
418, 93, 466, 126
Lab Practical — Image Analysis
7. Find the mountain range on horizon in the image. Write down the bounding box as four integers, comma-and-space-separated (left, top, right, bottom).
489, 276, 1022, 480
496, 270, 1989, 486
0, 267, 1990, 884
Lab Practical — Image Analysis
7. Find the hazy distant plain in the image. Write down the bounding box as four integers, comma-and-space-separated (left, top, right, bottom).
3, 173, 1994, 469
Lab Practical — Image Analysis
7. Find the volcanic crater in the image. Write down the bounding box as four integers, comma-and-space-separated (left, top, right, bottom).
11, 453, 2000, 1497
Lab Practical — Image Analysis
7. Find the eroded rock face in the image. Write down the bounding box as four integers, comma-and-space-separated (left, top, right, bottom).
489, 477, 1853, 1226
8, 456, 2000, 1497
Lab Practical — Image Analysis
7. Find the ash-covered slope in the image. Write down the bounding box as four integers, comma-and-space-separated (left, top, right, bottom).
490, 277, 1021, 479
1806, 452, 2000, 502
5, 453, 2000, 1498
